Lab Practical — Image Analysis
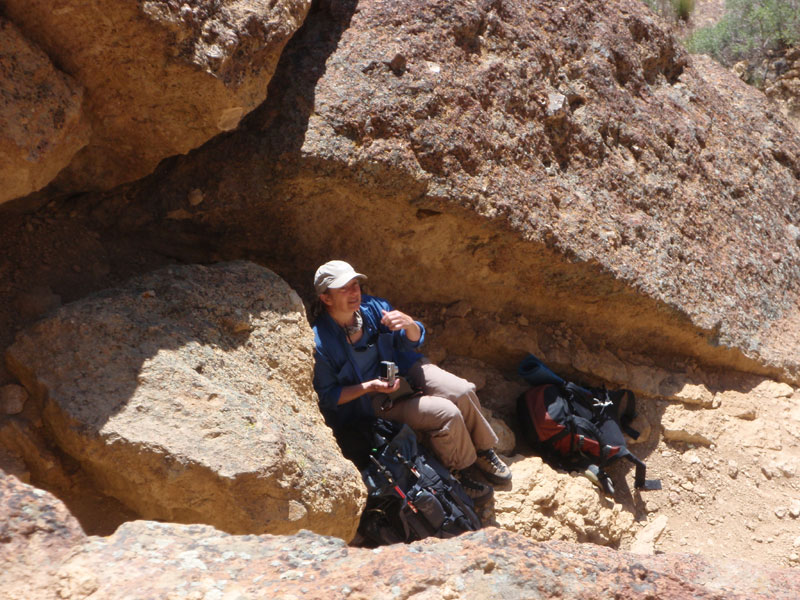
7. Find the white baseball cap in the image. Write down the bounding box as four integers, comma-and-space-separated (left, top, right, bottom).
314, 260, 367, 294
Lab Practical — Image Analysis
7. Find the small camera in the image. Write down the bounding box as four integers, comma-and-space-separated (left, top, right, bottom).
379, 361, 398, 386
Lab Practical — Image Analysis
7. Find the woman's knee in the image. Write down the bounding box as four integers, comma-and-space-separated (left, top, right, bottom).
421, 364, 476, 399
420, 396, 465, 431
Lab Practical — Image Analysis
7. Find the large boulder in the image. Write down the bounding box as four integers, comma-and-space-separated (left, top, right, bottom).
5, 261, 365, 540
96, 0, 800, 386
4, 471, 800, 599
0, 18, 89, 204
1, 0, 311, 195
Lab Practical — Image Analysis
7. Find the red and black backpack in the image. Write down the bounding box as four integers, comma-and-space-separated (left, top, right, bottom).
516, 355, 647, 493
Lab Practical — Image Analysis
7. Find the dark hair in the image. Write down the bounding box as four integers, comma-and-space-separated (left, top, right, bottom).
306, 296, 326, 324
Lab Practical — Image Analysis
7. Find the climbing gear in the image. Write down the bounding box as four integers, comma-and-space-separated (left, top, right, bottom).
358, 420, 482, 545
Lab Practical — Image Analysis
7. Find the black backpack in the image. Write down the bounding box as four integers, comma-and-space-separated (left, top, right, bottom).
357, 419, 482, 545
516, 354, 647, 494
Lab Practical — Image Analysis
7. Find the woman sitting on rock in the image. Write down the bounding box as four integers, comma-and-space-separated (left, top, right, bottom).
311, 259, 511, 504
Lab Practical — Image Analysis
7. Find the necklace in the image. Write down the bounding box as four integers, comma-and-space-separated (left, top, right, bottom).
343, 310, 363, 344
344, 310, 363, 336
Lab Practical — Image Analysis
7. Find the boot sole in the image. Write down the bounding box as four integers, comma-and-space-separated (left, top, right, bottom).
476, 468, 512, 486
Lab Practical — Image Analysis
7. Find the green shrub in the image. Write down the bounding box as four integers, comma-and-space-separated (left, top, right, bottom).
672, 0, 696, 22
686, 0, 800, 66
643, 0, 695, 22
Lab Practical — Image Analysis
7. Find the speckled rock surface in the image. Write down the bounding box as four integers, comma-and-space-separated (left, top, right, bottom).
5, 261, 365, 539
1, 0, 311, 193
0, 18, 89, 204
4, 469, 800, 600
0, 471, 87, 599
83, 0, 800, 388
6, 466, 800, 599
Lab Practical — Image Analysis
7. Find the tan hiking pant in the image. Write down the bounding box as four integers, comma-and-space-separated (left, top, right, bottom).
372, 358, 498, 470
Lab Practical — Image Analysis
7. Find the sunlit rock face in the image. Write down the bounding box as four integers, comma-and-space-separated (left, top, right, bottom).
6, 262, 366, 540
0, 18, 89, 204
1, 0, 311, 196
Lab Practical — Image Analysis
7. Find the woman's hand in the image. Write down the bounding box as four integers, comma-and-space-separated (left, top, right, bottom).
337, 377, 400, 405
381, 309, 421, 342
364, 377, 401, 394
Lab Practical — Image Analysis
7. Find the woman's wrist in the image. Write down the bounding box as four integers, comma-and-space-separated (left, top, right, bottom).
404, 321, 421, 342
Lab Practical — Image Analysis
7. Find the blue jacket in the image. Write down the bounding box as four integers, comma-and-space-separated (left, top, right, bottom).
312, 294, 425, 430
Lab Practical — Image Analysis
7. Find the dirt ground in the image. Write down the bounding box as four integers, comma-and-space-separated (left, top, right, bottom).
611, 386, 800, 568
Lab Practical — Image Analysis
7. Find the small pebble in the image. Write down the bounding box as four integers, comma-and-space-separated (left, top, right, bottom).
0, 384, 28, 415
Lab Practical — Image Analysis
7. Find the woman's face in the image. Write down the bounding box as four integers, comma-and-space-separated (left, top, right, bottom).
321, 278, 362, 314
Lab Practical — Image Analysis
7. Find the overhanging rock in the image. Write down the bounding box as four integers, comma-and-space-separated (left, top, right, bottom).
83, 0, 800, 383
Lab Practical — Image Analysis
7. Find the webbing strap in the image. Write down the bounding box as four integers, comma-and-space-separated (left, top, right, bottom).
569, 415, 611, 460
617, 447, 647, 488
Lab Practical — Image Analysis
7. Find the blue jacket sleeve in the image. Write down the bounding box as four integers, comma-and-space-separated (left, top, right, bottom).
370, 296, 426, 351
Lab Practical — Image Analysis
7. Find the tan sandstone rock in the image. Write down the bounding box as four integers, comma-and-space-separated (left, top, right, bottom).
766, 50, 800, 133
5, 261, 365, 540
2, 0, 311, 194
659, 373, 715, 407
630, 514, 669, 555
0, 18, 89, 204
753, 380, 795, 399
0, 447, 30, 484
0, 384, 27, 415
0, 417, 72, 491
440, 355, 489, 390
716, 390, 759, 421
491, 455, 635, 547
480, 407, 515, 456
626, 411, 652, 445
661, 403, 716, 446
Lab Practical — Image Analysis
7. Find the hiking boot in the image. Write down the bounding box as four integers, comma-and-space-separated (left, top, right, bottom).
474, 449, 512, 485
453, 469, 494, 505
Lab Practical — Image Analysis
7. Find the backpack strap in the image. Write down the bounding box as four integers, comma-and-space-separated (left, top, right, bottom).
617, 447, 647, 488
609, 389, 640, 440
567, 415, 614, 461
565, 383, 615, 421
570, 383, 641, 441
